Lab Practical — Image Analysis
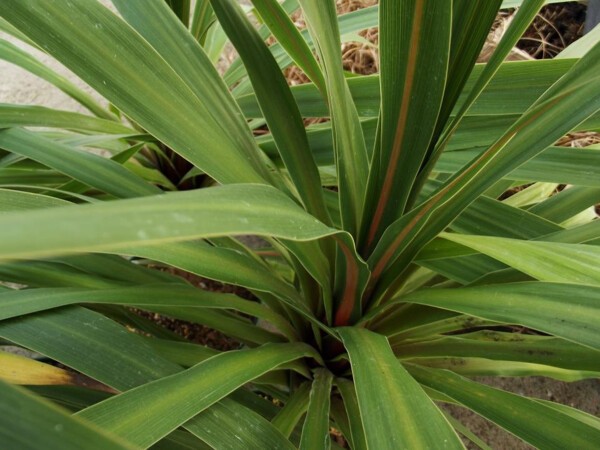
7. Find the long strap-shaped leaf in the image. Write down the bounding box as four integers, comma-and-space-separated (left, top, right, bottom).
0, 184, 345, 332
0, 350, 78, 387
360, 0, 451, 251
238, 58, 578, 119
0, 380, 136, 450
442, 233, 600, 286
336, 378, 368, 450
0, 260, 122, 289
411, 356, 600, 382
164, 0, 191, 26
226, 5, 378, 90
0, 39, 112, 119
0, 0, 269, 185
0, 284, 296, 341
0, 185, 300, 301
128, 242, 304, 309
0, 129, 159, 198
436, 0, 503, 133
299, 368, 333, 450
0, 307, 181, 391
530, 186, 600, 223
1, 306, 293, 448
417, 0, 545, 192
337, 328, 464, 449
271, 382, 311, 438
0, 188, 70, 210
251, 0, 326, 94
367, 39, 600, 295
211, 0, 329, 224
0, 188, 331, 333
298, 0, 369, 236
395, 331, 600, 373
184, 398, 296, 450
0, 184, 336, 261
409, 365, 600, 449
76, 343, 316, 448
0, 105, 133, 134
436, 146, 600, 187
388, 282, 600, 350
190, 0, 213, 44
110, 0, 274, 185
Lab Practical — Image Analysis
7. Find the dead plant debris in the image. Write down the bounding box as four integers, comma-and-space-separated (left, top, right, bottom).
517, 2, 587, 59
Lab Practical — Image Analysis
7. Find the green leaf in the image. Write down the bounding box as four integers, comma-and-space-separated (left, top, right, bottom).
361, 0, 451, 250
501, 0, 569, 8
455, 59, 575, 115
0, 307, 181, 391
533, 398, 600, 431
227, 5, 378, 93
127, 241, 337, 336
540, 220, 600, 245
0, 260, 120, 289
0, 39, 112, 119
398, 282, 600, 350
128, 241, 302, 306
48, 253, 180, 286
271, 382, 311, 438
27, 385, 112, 413
0, 105, 133, 134
0, 184, 336, 261
164, 0, 191, 26
300, 369, 333, 450
251, 0, 326, 93
147, 305, 286, 346
184, 398, 296, 450
411, 357, 600, 382
0, 188, 69, 211
368, 39, 600, 291
437, 0, 502, 132
0, 380, 135, 450
336, 378, 368, 450
0, 129, 160, 198
298, 0, 369, 236
441, 233, 600, 287
0, 0, 270, 185
436, 146, 600, 187
211, 0, 329, 224
77, 343, 316, 448
338, 328, 463, 449
190, 0, 214, 44
146, 339, 218, 368
530, 186, 600, 224
238, 59, 578, 119
435, 0, 544, 155
395, 331, 600, 373
0, 306, 275, 449
440, 409, 492, 450
0, 284, 296, 341
410, 364, 600, 449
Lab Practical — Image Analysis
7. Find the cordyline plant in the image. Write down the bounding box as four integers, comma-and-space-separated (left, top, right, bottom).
0, 0, 599, 448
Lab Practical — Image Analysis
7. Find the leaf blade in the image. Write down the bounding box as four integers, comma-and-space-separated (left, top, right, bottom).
0, 380, 135, 450
410, 364, 600, 449
77, 343, 316, 448
338, 328, 464, 450
398, 282, 600, 350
